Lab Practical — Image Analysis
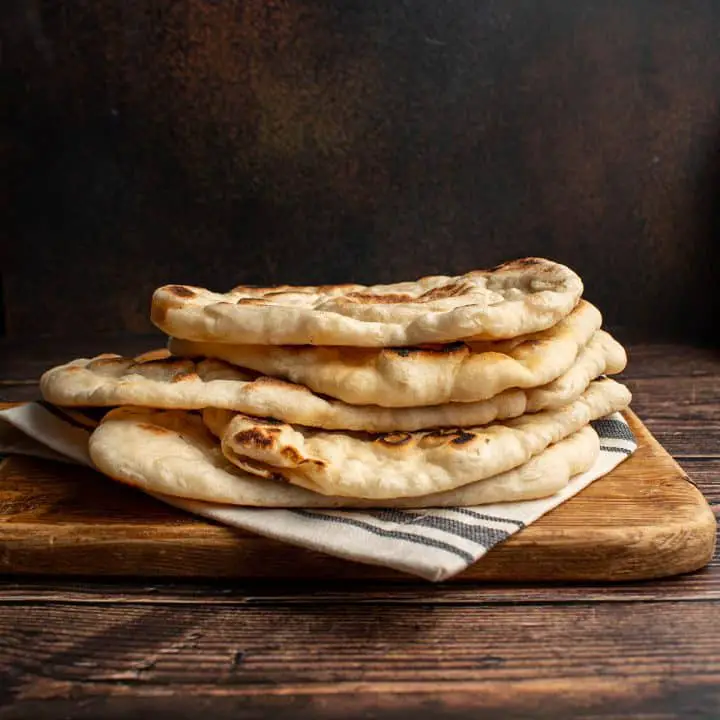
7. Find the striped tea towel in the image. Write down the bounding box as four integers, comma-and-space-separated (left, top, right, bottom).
0, 402, 637, 581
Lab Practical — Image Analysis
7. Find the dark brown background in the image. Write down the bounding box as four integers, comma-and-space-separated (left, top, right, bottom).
2, 0, 719, 342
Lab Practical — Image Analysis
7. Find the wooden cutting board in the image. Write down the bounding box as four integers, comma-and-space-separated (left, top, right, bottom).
0, 409, 715, 582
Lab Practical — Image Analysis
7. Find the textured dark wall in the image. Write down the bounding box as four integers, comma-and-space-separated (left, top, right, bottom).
2, 0, 719, 340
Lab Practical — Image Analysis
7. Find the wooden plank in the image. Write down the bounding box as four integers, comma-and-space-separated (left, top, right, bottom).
0, 561, 718, 605
678, 458, 720, 507
624, 375, 720, 457
619, 344, 720, 378
625, 376, 719, 424
1, 600, 719, 718
0, 411, 715, 582
4, 688, 720, 720
3, 687, 720, 720
627, 419, 720, 459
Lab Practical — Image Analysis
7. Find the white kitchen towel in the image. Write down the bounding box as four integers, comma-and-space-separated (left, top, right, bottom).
0, 402, 637, 581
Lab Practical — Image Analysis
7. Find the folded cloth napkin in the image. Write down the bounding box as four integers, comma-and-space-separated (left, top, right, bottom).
0, 402, 637, 581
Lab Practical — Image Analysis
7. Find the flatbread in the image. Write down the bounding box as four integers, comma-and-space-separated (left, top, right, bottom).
152, 258, 583, 346
40, 330, 625, 431
212, 378, 630, 499
169, 300, 604, 407
88, 407, 599, 507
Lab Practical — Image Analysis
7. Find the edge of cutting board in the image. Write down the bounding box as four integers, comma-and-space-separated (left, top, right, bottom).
0, 409, 716, 582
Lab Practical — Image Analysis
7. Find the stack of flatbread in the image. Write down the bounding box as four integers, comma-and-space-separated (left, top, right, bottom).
40, 258, 631, 509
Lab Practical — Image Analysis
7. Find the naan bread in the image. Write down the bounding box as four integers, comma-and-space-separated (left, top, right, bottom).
153, 258, 583, 346
170, 300, 603, 407
212, 378, 630, 499
88, 407, 599, 507
40, 330, 625, 431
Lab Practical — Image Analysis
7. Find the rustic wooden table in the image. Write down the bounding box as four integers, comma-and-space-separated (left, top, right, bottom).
0, 340, 717, 719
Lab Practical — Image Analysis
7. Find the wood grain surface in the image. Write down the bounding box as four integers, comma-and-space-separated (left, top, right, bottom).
0, 408, 715, 582
1, 600, 719, 720
0, 341, 717, 718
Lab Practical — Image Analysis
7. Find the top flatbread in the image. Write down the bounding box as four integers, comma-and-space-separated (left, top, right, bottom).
152, 258, 583, 346
169, 299, 603, 407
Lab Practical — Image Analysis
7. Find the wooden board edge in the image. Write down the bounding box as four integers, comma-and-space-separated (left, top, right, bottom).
459, 499, 717, 581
